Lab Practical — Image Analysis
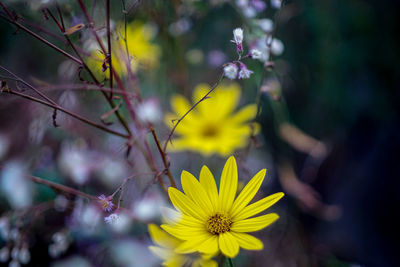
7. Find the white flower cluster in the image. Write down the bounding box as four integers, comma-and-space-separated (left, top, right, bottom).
104, 213, 120, 224
0, 218, 32, 266
223, 28, 256, 80
251, 35, 284, 62
233, 1, 285, 65
48, 231, 70, 258
236, 0, 267, 18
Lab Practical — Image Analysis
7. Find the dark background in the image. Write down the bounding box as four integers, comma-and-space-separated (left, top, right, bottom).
266, 0, 400, 266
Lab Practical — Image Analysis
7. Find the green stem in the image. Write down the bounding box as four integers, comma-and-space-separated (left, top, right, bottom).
226, 257, 234, 267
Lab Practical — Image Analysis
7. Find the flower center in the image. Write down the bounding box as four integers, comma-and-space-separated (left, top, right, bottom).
206, 213, 232, 235
201, 125, 219, 138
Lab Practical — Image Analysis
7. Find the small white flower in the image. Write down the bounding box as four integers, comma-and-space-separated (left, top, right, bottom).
0, 247, 9, 262
257, 18, 274, 32
109, 212, 132, 233
133, 193, 165, 221
104, 213, 119, 224
52, 232, 67, 244
231, 28, 244, 52
0, 217, 9, 240
238, 63, 254, 79
169, 18, 191, 37
250, 49, 263, 59
271, 0, 282, 9
54, 195, 69, 212
236, 0, 248, 8
271, 38, 284, 55
9, 229, 20, 241
11, 247, 19, 259
58, 143, 91, 185
0, 161, 33, 209
243, 6, 256, 18
232, 28, 244, 44
137, 99, 162, 124
223, 63, 238, 80
18, 247, 30, 264
9, 259, 20, 267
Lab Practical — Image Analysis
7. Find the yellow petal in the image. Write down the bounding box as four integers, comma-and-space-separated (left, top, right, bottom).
181, 170, 213, 215
174, 233, 213, 254
148, 224, 180, 248
218, 232, 240, 258
218, 156, 238, 213
230, 169, 266, 218
164, 113, 200, 134
199, 165, 219, 211
230, 232, 263, 250
171, 95, 191, 117
178, 216, 205, 228
198, 259, 218, 267
168, 187, 208, 220
231, 213, 279, 232
161, 224, 206, 241
233, 192, 284, 221
163, 254, 187, 267
161, 207, 182, 225
228, 104, 257, 124
148, 246, 170, 260
192, 83, 211, 103
165, 138, 192, 152
193, 83, 241, 119
197, 235, 219, 255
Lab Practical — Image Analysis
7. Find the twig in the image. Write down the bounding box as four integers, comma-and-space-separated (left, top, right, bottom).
76, 0, 175, 192
27, 174, 96, 200
39, 84, 137, 97
2, 87, 129, 139
54, 3, 132, 136
0, 3, 81, 64
163, 72, 225, 153
150, 126, 176, 188
0, 66, 57, 105
120, 0, 130, 62
106, 0, 113, 98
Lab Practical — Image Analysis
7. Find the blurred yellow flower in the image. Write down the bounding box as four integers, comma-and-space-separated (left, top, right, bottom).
161, 156, 284, 258
148, 224, 217, 267
86, 21, 161, 80
165, 83, 259, 156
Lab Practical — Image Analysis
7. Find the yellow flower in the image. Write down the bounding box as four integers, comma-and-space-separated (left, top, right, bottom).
165, 83, 259, 156
161, 156, 284, 258
86, 21, 160, 79
148, 224, 217, 267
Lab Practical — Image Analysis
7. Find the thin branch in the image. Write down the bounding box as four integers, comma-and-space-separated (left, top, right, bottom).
28, 174, 96, 200
163, 72, 225, 153
0, 66, 57, 106
75, 0, 175, 193
110, 172, 156, 208
120, 0, 130, 61
0, 3, 82, 65
2, 87, 129, 139
39, 84, 137, 97
150, 126, 176, 188
76, 0, 107, 54
54, 3, 132, 137
110, 68, 172, 190
106, 0, 114, 98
